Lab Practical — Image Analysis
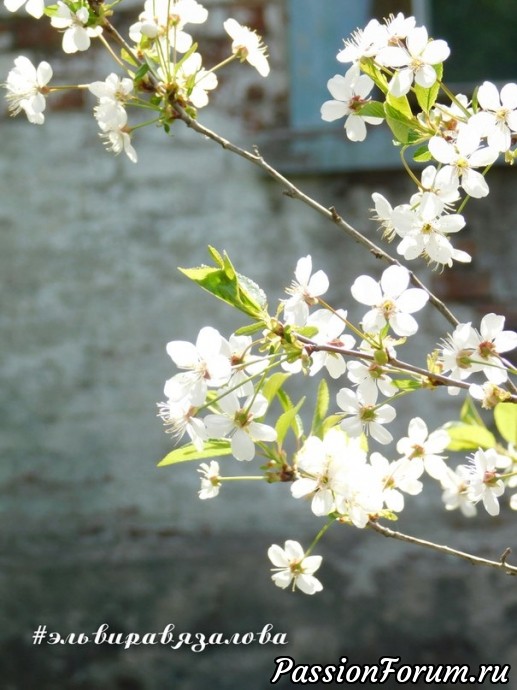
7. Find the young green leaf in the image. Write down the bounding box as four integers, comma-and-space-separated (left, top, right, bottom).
443, 422, 496, 452
412, 145, 433, 163
384, 102, 419, 145
158, 439, 233, 466
391, 379, 423, 391
414, 63, 443, 113
179, 246, 268, 319
357, 101, 385, 119
460, 396, 485, 427
310, 378, 330, 438
494, 402, 517, 445
262, 372, 291, 405
275, 395, 305, 445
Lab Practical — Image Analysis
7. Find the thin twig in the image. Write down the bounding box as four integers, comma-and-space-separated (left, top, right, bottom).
368, 520, 517, 576
173, 105, 460, 328
295, 336, 517, 402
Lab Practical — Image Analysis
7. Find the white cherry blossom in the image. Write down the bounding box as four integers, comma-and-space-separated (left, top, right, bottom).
470, 81, 517, 152
4, 56, 52, 125
283, 255, 329, 326
383, 12, 416, 42
175, 52, 218, 108
471, 313, 517, 384
369, 452, 423, 512
291, 429, 349, 516
4, 0, 44, 18
268, 540, 323, 594
391, 205, 469, 267
440, 466, 477, 517
351, 264, 428, 337
157, 399, 207, 450
321, 65, 383, 142
376, 25, 450, 97
439, 322, 480, 390
428, 123, 499, 198
198, 461, 221, 500
337, 386, 396, 445
165, 326, 231, 406
204, 392, 276, 461
396, 417, 449, 480
224, 18, 269, 77
50, 2, 102, 54
411, 165, 461, 218
337, 18, 387, 64
465, 448, 506, 516
129, 0, 207, 52
347, 358, 397, 399
335, 463, 385, 528
306, 308, 354, 379
469, 382, 510, 410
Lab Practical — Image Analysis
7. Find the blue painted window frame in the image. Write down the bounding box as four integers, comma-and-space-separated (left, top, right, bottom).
281, 0, 514, 173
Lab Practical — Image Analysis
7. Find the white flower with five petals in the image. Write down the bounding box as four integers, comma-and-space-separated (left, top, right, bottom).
50, 2, 102, 54
428, 123, 499, 198
4, 56, 52, 124
376, 25, 450, 97
337, 386, 396, 445
268, 540, 323, 595
470, 81, 517, 152
283, 255, 329, 326
351, 265, 428, 336
321, 65, 383, 142
165, 326, 231, 406
396, 417, 449, 480
223, 18, 269, 77
204, 392, 276, 461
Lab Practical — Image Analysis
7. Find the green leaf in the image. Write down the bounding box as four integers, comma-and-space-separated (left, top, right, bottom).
179, 246, 268, 319
384, 102, 418, 145
134, 62, 150, 82
357, 101, 385, 119
233, 322, 264, 337
386, 91, 413, 119
443, 423, 496, 452
359, 58, 389, 93
412, 145, 433, 163
158, 439, 233, 466
262, 372, 291, 405
120, 48, 138, 68
391, 379, 423, 391
311, 378, 330, 437
494, 402, 517, 445
414, 63, 443, 113
275, 396, 305, 445
294, 326, 319, 338
460, 396, 485, 427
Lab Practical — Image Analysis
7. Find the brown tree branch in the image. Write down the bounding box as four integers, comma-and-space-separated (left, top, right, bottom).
368, 520, 517, 576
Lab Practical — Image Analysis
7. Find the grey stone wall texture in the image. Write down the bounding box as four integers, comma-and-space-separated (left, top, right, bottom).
2, 1, 517, 688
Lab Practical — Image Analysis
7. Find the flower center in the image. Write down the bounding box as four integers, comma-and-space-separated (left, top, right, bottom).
496, 107, 509, 124
380, 299, 397, 320
359, 404, 377, 422
410, 444, 425, 459
234, 409, 252, 428
455, 348, 473, 369
478, 340, 496, 359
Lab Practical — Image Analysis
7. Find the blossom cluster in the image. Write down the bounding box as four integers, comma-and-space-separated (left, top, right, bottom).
156, 249, 517, 593
321, 12, 517, 268
6, 2, 517, 594
2, 0, 269, 162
